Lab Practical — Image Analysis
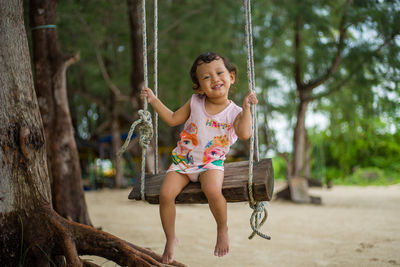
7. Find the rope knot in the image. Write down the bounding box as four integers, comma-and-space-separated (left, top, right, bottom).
117, 109, 153, 157
138, 109, 152, 124
138, 109, 153, 149
250, 201, 264, 212
248, 201, 271, 240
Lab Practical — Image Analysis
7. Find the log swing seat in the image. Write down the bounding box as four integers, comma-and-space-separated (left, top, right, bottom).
119, 0, 273, 240
128, 159, 274, 204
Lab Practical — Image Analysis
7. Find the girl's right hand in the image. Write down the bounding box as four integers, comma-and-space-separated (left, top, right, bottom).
140, 87, 157, 104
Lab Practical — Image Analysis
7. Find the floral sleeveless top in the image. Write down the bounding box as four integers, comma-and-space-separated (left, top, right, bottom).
167, 94, 242, 174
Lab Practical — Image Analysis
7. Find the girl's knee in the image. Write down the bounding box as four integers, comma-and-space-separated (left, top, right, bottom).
159, 172, 189, 203
159, 187, 178, 203
202, 186, 224, 201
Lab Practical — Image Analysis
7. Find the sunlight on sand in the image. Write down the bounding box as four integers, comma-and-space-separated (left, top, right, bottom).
82, 183, 400, 267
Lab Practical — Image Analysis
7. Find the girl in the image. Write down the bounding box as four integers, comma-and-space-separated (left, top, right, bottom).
141, 52, 258, 264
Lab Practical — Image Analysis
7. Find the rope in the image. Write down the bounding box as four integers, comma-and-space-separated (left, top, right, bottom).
153, 0, 159, 174
117, 110, 153, 200
117, 110, 153, 155
244, 0, 271, 240
117, 0, 154, 201
139, 0, 149, 200
31, 24, 56, 31
247, 3, 260, 162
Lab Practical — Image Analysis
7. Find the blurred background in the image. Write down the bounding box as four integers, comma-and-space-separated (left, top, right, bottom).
24, 0, 400, 191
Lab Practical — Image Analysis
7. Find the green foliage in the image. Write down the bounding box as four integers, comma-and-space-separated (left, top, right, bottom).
334, 167, 400, 186
309, 121, 400, 185
271, 157, 288, 180
49, 0, 400, 184
324, 166, 343, 183
156, 1, 249, 106
57, 0, 133, 139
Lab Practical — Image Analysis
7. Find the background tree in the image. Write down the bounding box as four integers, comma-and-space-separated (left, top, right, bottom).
29, 0, 92, 225
54, 0, 399, 195
248, 0, 400, 201
58, 0, 251, 178
0, 1, 185, 266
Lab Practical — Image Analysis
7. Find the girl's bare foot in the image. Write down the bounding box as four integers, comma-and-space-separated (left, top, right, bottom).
162, 238, 178, 264
214, 226, 229, 257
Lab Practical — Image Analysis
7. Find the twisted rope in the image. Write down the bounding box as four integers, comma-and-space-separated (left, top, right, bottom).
141, 0, 149, 108
244, 0, 271, 240
153, 0, 159, 174
117, 0, 155, 201
117, 110, 153, 200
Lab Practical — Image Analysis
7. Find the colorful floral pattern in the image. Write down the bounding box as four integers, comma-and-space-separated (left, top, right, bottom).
171, 123, 198, 168
168, 94, 242, 175
203, 135, 230, 165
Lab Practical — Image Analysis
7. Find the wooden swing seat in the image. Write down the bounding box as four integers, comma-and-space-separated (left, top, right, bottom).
128, 158, 274, 204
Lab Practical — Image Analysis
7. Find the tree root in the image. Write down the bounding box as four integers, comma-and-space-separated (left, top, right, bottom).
31, 205, 186, 267
82, 259, 101, 267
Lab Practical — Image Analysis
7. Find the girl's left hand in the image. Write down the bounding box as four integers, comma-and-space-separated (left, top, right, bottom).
243, 91, 258, 110
140, 87, 157, 104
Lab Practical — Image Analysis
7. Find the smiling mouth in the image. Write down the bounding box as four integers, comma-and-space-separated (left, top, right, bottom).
213, 84, 223, 90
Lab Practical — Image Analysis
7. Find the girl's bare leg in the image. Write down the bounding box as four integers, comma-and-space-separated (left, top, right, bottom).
159, 171, 190, 264
199, 170, 229, 257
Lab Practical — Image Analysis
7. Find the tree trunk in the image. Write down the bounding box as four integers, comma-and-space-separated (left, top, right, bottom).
292, 99, 309, 177
287, 98, 312, 203
303, 133, 311, 179
0, 3, 186, 266
280, 2, 352, 203
126, 0, 146, 167
30, 0, 92, 225
111, 101, 124, 188
127, 0, 144, 107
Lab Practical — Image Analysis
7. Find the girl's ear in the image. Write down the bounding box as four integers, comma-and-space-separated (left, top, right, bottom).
229, 71, 236, 84
195, 86, 204, 95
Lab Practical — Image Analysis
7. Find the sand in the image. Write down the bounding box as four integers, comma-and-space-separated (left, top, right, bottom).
83, 182, 400, 267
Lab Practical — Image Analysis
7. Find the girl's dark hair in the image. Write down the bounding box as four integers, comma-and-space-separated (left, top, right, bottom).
190, 52, 237, 90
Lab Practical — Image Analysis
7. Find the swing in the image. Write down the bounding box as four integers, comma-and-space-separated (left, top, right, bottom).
128, 159, 274, 204
119, 0, 273, 240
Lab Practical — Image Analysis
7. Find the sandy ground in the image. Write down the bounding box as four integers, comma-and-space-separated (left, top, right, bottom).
82, 182, 400, 267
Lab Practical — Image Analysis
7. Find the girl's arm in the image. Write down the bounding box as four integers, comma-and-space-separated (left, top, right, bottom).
141, 87, 191, 127
233, 91, 258, 140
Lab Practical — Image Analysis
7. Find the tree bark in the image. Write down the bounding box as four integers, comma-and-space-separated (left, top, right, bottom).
303, 133, 311, 179
292, 98, 309, 177
111, 100, 124, 188
0, 2, 186, 266
29, 0, 92, 225
127, 0, 144, 106
127, 0, 148, 172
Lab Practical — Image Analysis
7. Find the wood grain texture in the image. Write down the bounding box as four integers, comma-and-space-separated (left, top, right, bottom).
129, 158, 274, 204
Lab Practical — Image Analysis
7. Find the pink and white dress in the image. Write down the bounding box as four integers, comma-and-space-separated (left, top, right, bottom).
167, 94, 242, 181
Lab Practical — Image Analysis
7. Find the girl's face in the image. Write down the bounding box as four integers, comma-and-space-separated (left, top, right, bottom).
196, 59, 235, 100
